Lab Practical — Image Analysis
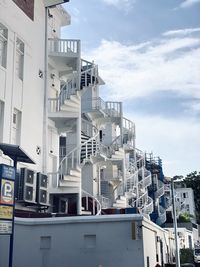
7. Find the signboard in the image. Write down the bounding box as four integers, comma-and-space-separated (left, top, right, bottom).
0, 164, 16, 235
0, 179, 14, 205
0, 164, 15, 180
0, 220, 12, 234
0, 205, 13, 220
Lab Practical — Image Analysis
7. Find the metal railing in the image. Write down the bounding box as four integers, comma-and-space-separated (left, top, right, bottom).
105, 101, 122, 117
155, 180, 165, 198
157, 206, 167, 225
98, 195, 112, 209
59, 122, 99, 177
82, 189, 101, 215
49, 38, 80, 55
142, 196, 154, 214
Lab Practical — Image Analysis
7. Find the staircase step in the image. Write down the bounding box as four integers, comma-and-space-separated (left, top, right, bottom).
63, 175, 80, 182
59, 180, 80, 187
82, 210, 92, 215
70, 169, 81, 176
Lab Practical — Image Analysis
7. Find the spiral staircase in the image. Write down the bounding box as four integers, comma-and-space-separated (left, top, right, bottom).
48, 39, 153, 217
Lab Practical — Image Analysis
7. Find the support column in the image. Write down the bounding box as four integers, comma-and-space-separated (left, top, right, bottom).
76, 100, 82, 215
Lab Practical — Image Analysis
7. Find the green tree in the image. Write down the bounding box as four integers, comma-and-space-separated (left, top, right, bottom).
184, 171, 200, 224
178, 212, 194, 223
180, 248, 194, 264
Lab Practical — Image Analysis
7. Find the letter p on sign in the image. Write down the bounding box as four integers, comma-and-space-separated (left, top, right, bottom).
0, 179, 14, 205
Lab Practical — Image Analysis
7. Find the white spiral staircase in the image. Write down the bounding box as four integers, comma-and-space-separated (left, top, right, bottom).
112, 145, 153, 215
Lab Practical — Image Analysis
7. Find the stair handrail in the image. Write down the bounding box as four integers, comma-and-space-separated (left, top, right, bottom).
155, 180, 165, 199
97, 195, 112, 209
105, 101, 122, 117
109, 135, 121, 153
141, 196, 154, 214
123, 117, 135, 139
81, 118, 97, 138
82, 189, 101, 215
156, 205, 167, 225
59, 124, 99, 177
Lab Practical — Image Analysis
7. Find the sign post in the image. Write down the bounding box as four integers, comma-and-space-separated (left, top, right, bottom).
0, 164, 15, 267
0, 143, 35, 267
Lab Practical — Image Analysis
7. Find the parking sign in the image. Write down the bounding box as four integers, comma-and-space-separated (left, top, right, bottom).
0, 179, 14, 205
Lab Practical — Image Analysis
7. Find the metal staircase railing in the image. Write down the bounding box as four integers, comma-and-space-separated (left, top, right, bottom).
141, 196, 154, 214
155, 180, 165, 198
97, 195, 112, 209
156, 205, 167, 225
123, 117, 135, 145
105, 101, 122, 117
82, 189, 101, 215
49, 38, 80, 55
59, 123, 99, 177
48, 64, 98, 113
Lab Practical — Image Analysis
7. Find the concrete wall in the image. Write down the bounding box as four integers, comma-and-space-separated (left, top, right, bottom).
0, 215, 175, 267
0, 215, 145, 267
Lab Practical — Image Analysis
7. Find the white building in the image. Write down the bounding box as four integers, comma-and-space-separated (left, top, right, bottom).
0, 0, 156, 218
166, 227, 194, 250
175, 187, 196, 222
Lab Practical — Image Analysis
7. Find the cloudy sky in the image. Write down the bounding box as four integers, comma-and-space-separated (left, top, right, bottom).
62, 0, 200, 177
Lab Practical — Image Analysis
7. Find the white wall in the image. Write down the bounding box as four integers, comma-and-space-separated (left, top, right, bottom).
0, 0, 46, 171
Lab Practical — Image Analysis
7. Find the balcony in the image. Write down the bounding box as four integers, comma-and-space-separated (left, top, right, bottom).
48, 39, 81, 71
49, 38, 80, 57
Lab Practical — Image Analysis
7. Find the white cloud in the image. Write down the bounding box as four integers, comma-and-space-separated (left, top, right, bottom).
132, 114, 200, 176
101, 0, 135, 12
83, 29, 200, 175
180, 0, 200, 8
163, 28, 200, 36
84, 32, 200, 101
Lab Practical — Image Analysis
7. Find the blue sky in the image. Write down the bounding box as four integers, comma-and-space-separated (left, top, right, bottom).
62, 0, 200, 177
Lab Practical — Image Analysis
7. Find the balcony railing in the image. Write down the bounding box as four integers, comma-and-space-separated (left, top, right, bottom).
105, 101, 122, 117
82, 97, 106, 113
49, 38, 80, 56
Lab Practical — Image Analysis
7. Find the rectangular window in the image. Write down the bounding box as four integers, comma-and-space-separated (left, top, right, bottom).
183, 192, 188, 198
0, 23, 8, 68
16, 38, 24, 80
12, 108, 21, 145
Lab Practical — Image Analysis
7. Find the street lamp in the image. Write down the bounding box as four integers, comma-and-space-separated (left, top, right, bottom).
171, 176, 181, 267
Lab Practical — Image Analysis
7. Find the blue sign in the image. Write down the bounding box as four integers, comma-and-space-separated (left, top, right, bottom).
0, 164, 15, 180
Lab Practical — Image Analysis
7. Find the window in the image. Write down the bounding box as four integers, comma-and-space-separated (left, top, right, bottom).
186, 204, 190, 212
12, 108, 21, 145
183, 192, 188, 198
16, 38, 24, 80
0, 23, 8, 68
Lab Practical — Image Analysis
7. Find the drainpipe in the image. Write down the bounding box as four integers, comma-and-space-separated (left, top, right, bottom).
42, 7, 48, 174
42, 6, 49, 174
171, 178, 181, 267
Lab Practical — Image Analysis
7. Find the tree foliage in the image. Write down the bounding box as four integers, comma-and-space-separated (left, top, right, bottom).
178, 212, 194, 223
180, 248, 194, 264
184, 171, 200, 224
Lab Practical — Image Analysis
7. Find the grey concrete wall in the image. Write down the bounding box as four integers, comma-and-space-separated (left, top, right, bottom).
0, 215, 145, 267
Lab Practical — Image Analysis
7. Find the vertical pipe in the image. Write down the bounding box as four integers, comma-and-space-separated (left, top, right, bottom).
171, 179, 181, 267
42, 7, 48, 174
